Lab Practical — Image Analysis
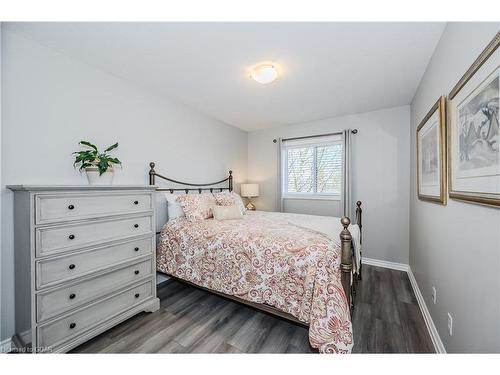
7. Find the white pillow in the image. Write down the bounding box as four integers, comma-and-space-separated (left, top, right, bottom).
212, 205, 243, 220
213, 191, 246, 215
164, 193, 185, 219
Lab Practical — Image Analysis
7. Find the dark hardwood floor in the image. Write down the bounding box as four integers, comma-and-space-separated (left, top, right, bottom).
71, 265, 434, 354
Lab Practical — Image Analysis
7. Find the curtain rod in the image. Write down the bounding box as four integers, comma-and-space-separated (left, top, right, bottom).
272, 129, 358, 143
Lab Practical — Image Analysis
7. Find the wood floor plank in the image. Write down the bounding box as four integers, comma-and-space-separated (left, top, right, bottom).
398, 301, 434, 353
374, 318, 407, 353
373, 268, 402, 326
212, 342, 243, 353
71, 265, 434, 354
162, 288, 208, 314
254, 319, 295, 353
102, 310, 180, 353
351, 302, 375, 353
226, 311, 276, 352
155, 340, 187, 353
285, 323, 316, 353
186, 306, 251, 353
131, 301, 218, 353
391, 269, 417, 305
174, 300, 236, 348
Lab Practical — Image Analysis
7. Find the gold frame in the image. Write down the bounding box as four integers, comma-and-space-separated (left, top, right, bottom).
447, 32, 500, 207
417, 96, 447, 204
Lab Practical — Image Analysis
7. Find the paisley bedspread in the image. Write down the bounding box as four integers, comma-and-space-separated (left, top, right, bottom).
156, 211, 353, 353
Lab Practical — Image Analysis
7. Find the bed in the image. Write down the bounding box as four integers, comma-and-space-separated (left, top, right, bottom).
149, 162, 363, 353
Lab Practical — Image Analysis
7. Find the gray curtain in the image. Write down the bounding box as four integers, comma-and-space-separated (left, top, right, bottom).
340, 129, 352, 218
276, 138, 284, 212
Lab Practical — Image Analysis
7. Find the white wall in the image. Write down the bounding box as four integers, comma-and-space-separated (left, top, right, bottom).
0, 30, 248, 341
248, 106, 411, 264
410, 23, 500, 352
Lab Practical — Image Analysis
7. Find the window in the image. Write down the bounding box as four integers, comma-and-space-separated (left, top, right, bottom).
282, 135, 342, 199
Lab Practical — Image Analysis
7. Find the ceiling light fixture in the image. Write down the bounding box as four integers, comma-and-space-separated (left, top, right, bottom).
250, 63, 279, 85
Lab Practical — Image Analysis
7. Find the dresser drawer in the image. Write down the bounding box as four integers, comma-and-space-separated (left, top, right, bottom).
36, 237, 153, 288
37, 280, 154, 349
37, 259, 153, 322
36, 215, 153, 257
36, 192, 152, 224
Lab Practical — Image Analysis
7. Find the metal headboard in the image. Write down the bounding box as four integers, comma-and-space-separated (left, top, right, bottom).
148, 162, 233, 193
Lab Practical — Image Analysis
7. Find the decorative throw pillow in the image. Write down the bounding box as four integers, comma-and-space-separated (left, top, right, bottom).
164, 193, 185, 219
177, 193, 216, 221
213, 191, 246, 214
212, 205, 244, 220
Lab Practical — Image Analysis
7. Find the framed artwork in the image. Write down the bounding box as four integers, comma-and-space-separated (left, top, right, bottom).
448, 32, 500, 207
417, 96, 447, 204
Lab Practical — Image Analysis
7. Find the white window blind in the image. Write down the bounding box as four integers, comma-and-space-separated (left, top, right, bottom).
282, 134, 343, 198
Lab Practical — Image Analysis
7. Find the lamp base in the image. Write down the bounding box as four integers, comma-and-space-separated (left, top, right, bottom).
245, 201, 256, 211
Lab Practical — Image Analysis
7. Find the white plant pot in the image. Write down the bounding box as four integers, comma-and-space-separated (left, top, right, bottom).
85, 167, 114, 185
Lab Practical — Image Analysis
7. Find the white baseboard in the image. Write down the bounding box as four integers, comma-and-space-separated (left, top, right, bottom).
0, 337, 13, 353
363, 257, 409, 272
407, 268, 446, 353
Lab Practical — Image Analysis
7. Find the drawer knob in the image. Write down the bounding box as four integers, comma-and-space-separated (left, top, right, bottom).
133, 200, 139, 205
69, 293, 76, 300
134, 224, 139, 228
69, 322, 76, 329
134, 270, 140, 275
134, 247, 139, 252
68, 204, 75, 210
69, 264, 76, 270
135, 293, 140, 298
68, 234, 75, 240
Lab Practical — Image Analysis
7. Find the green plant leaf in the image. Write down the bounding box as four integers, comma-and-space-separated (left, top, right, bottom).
98, 157, 109, 175
80, 162, 93, 170
79, 141, 98, 151
108, 157, 121, 165
74, 151, 95, 165
104, 142, 118, 152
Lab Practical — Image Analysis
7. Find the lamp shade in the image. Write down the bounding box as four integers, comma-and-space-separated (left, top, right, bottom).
241, 184, 259, 197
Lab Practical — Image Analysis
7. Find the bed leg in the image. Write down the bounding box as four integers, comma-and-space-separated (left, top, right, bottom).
355, 201, 362, 281
340, 216, 353, 314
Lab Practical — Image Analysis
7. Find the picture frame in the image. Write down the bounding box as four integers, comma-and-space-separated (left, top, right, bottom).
417, 96, 447, 204
448, 32, 500, 207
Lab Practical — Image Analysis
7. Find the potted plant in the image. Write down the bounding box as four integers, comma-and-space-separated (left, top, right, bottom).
73, 140, 121, 185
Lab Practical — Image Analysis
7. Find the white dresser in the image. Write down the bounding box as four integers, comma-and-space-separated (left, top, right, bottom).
7, 185, 160, 353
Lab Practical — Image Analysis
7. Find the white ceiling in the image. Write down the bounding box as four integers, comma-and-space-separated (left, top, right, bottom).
5, 22, 445, 131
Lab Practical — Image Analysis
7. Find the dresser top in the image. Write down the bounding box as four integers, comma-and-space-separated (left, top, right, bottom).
7, 185, 157, 191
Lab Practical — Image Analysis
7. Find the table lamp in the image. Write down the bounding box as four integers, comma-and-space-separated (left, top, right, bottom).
240, 184, 259, 211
